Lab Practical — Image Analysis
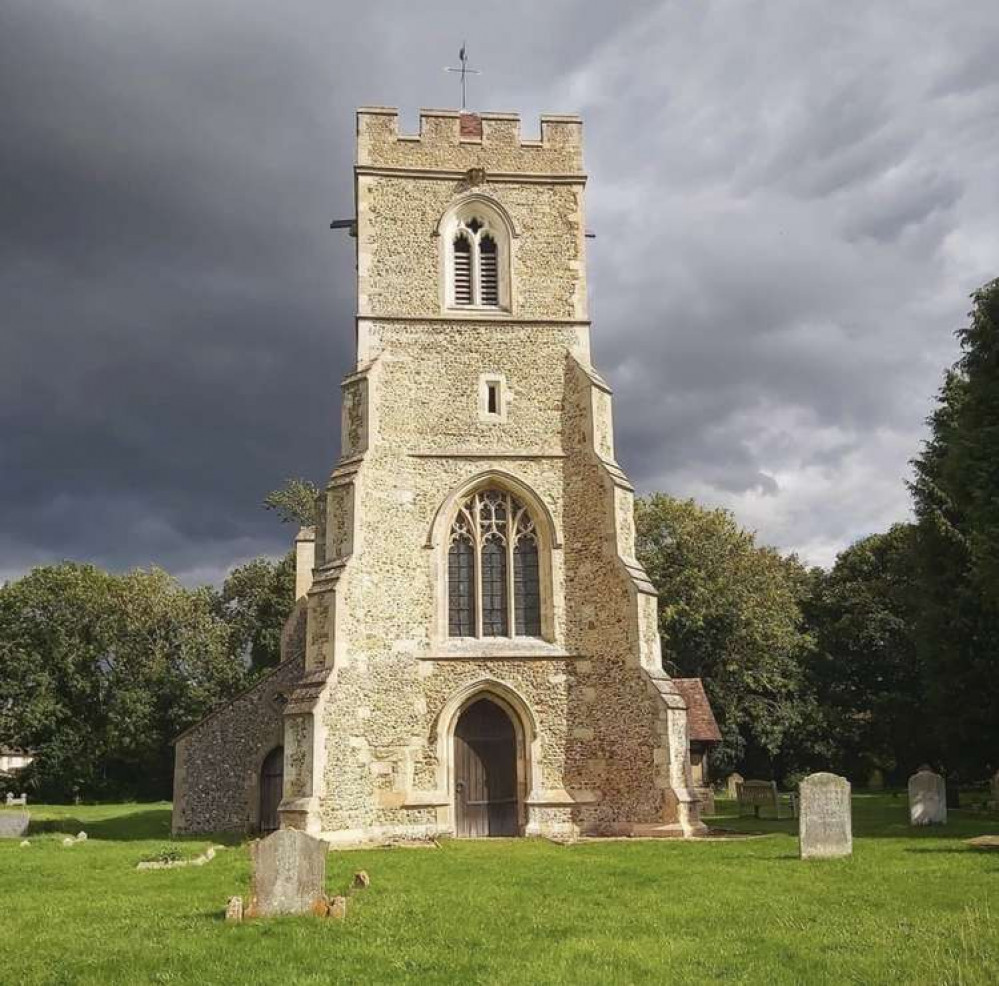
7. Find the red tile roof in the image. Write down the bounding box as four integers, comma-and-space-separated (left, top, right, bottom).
671, 678, 722, 743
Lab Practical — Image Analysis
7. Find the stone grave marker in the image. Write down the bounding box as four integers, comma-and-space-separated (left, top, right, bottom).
991, 770, 999, 810
248, 829, 327, 917
725, 772, 744, 798
0, 812, 30, 839
908, 766, 947, 826
798, 772, 852, 859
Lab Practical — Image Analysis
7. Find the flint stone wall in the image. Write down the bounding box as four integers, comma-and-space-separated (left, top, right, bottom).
298, 111, 700, 841
171, 604, 307, 835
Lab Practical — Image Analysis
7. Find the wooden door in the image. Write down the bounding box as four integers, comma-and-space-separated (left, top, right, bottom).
454, 699, 518, 837
259, 746, 284, 833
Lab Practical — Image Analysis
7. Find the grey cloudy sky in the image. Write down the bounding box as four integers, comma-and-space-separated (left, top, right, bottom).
2, 0, 997, 583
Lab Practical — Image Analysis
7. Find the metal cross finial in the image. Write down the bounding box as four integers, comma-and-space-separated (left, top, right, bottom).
445, 42, 480, 111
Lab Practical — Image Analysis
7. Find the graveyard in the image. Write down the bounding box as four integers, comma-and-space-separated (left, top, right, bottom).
2, 794, 997, 985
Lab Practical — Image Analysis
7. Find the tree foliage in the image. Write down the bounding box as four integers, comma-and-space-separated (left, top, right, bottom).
0, 564, 247, 800
908, 278, 999, 778
221, 553, 296, 673
636, 494, 814, 778
801, 525, 923, 782
263, 478, 319, 527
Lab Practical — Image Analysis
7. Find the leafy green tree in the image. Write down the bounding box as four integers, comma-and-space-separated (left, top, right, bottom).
909, 278, 999, 778
801, 525, 922, 782
221, 553, 296, 673
263, 478, 319, 526
635, 494, 814, 779
0, 563, 247, 800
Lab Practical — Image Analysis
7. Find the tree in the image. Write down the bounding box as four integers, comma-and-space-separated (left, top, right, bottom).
263, 478, 319, 527
221, 553, 296, 673
635, 494, 814, 779
0, 563, 247, 800
801, 525, 922, 782
909, 278, 999, 779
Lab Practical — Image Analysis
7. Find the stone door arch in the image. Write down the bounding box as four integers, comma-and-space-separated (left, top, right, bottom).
454, 698, 519, 837
259, 745, 284, 833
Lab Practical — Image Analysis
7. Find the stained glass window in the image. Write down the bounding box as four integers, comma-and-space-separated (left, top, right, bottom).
447, 488, 542, 638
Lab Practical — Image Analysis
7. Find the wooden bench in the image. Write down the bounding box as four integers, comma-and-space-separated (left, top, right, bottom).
736, 780, 797, 820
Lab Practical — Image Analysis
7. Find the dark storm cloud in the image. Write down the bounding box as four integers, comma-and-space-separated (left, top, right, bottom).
2, 0, 997, 581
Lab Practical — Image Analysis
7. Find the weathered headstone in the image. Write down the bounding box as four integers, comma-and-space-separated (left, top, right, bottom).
866, 768, 885, 791
225, 896, 244, 923
248, 829, 327, 917
352, 870, 371, 889
328, 895, 348, 920
908, 766, 947, 825
798, 772, 852, 860
726, 773, 744, 798
0, 812, 30, 839
991, 770, 999, 809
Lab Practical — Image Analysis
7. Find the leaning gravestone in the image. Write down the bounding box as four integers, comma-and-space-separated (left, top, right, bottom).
798, 773, 852, 859
908, 766, 947, 826
726, 772, 744, 799
248, 829, 327, 917
0, 812, 30, 839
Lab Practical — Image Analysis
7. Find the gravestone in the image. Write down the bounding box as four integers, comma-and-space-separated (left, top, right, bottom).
866, 768, 885, 791
0, 812, 30, 839
726, 773, 744, 798
248, 829, 327, 917
991, 770, 999, 809
908, 766, 947, 825
798, 772, 852, 859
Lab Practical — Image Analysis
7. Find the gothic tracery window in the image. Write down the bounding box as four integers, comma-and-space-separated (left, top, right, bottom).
450, 215, 502, 309
448, 489, 541, 638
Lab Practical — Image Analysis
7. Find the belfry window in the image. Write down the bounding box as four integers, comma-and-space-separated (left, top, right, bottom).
448, 489, 541, 638
450, 216, 503, 309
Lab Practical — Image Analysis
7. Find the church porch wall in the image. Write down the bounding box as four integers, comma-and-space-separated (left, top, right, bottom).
171, 650, 305, 835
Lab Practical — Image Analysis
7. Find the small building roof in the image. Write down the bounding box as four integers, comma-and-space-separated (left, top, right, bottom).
671, 678, 722, 744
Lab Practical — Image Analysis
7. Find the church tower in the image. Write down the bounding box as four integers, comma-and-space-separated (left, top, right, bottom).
274, 107, 704, 840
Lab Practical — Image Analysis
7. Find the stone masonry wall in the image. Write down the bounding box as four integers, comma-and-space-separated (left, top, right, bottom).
171, 604, 306, 835
295, 106, 698, 839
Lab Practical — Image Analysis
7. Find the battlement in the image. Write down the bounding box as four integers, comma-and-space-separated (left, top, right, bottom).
357, 107, 584, 176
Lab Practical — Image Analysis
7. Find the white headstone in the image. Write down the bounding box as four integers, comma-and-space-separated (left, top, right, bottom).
0, 812, 30, 839
908, 766, 947, 825
248, 829, 327, 917
726, 773, 744, 798
798, 772, 852, 859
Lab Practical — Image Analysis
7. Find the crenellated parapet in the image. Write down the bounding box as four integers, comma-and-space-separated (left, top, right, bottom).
357, 107, 584, 176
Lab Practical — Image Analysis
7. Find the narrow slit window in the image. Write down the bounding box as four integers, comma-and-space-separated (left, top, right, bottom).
487, 380, 500, 415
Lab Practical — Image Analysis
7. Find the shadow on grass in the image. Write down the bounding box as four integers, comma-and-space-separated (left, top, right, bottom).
29, 808, 245, 845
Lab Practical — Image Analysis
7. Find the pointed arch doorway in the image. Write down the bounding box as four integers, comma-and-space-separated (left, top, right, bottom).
259, 746, 284, 833
454, 698, 519, 837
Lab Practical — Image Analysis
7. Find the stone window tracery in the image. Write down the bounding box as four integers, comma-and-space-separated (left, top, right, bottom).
441, 197, 511, 312
447, 488, 541, 638
451, 216, 500, 308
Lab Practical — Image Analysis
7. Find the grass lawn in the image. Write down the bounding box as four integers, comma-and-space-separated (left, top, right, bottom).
1, 795, 998, 985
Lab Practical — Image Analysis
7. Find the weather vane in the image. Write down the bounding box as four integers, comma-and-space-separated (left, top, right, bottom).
445, 42, 480, 111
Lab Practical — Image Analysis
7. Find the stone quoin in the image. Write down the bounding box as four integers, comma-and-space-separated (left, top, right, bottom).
172, 107, 711, 842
